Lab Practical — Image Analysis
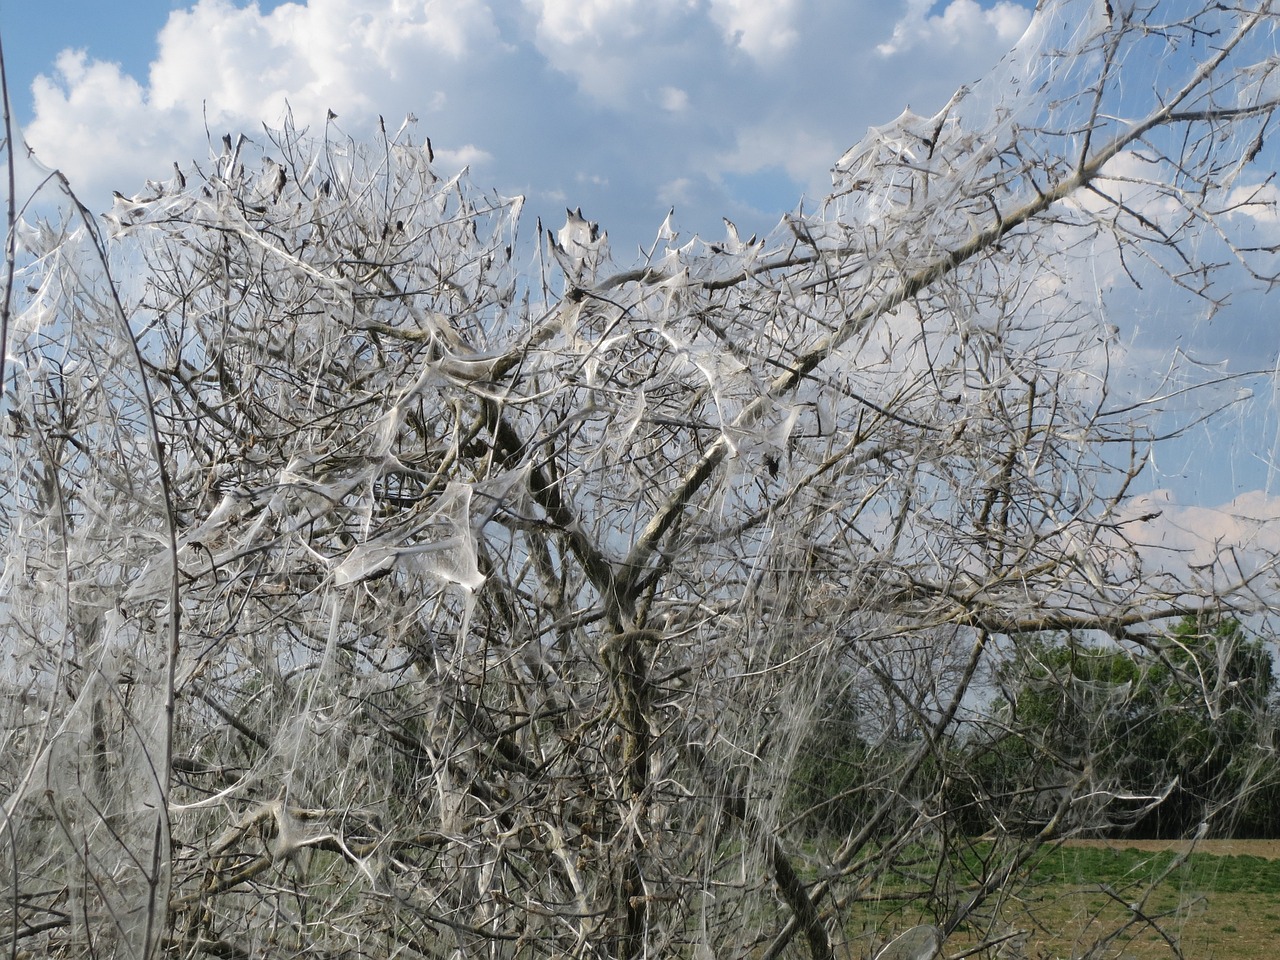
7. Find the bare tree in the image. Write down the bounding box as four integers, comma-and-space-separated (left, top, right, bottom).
2, 2, 1280, 959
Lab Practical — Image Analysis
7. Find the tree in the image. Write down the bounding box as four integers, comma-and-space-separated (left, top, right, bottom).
2, 2, 1280, 959
962, 615, 1279, 840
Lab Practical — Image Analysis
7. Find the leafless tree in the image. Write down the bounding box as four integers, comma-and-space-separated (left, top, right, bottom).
3, 2, 1280, 959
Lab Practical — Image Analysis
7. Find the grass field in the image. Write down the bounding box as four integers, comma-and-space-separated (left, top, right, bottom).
1015, 840, 1280, 959
840, 840, 1280, 959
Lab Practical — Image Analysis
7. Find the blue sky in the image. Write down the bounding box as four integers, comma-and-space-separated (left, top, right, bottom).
1, 0, 1034, 257
3, 0, 1280, 556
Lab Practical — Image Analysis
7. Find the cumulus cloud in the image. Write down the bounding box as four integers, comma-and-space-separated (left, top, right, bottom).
155, 0, 504, 119
525, 0, 655, 47
18, 0, 1032, 261
707, 0, 801, 61
878, 0, 1030, 56
1043, 146, 1280, 394
657, 177, 695, 207
1121, 489, 1280, 593
27, 51, 168, 194
658, 86, 689, 112
436, 143, 494, 170
1224, 181, 1280, 226
25, 0, 508, 198
523, 0, 708, 105
716, 120, 840, 195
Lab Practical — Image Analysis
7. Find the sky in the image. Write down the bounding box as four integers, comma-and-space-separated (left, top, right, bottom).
1, 0, 1034, 258
2, 0, 1280, 581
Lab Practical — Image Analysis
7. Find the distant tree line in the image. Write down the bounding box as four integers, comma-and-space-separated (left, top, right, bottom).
791, 615, 1280, 841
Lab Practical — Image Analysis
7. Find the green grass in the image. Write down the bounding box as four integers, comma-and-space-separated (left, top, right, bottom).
809, 839, 1280, 959
1025, 846, 1280, 894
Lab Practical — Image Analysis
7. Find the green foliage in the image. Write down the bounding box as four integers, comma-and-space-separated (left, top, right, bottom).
792, 615, 1280, 843
973, 615, 1280, 838
787, 688, 879, 836
787, 686, 949, 839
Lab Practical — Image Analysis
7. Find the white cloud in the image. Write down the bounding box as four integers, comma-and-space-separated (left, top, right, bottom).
435, 143, 493, 170
1120, 489, 1280, 592
1224, 181, 1280, 225
148, 0, 502, 121
717, 121, 841, 196
27, 50, 186, 196
658, 177, 694, 206
24, 0, 507, 199
707, 0, 800, 61
878, 0, 1030, 57
658, 86, 689, 112
522, 0, 705, 105
525, 0, 669, 47
18, 0, 1034, 267
1044, 147, 1280, 391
